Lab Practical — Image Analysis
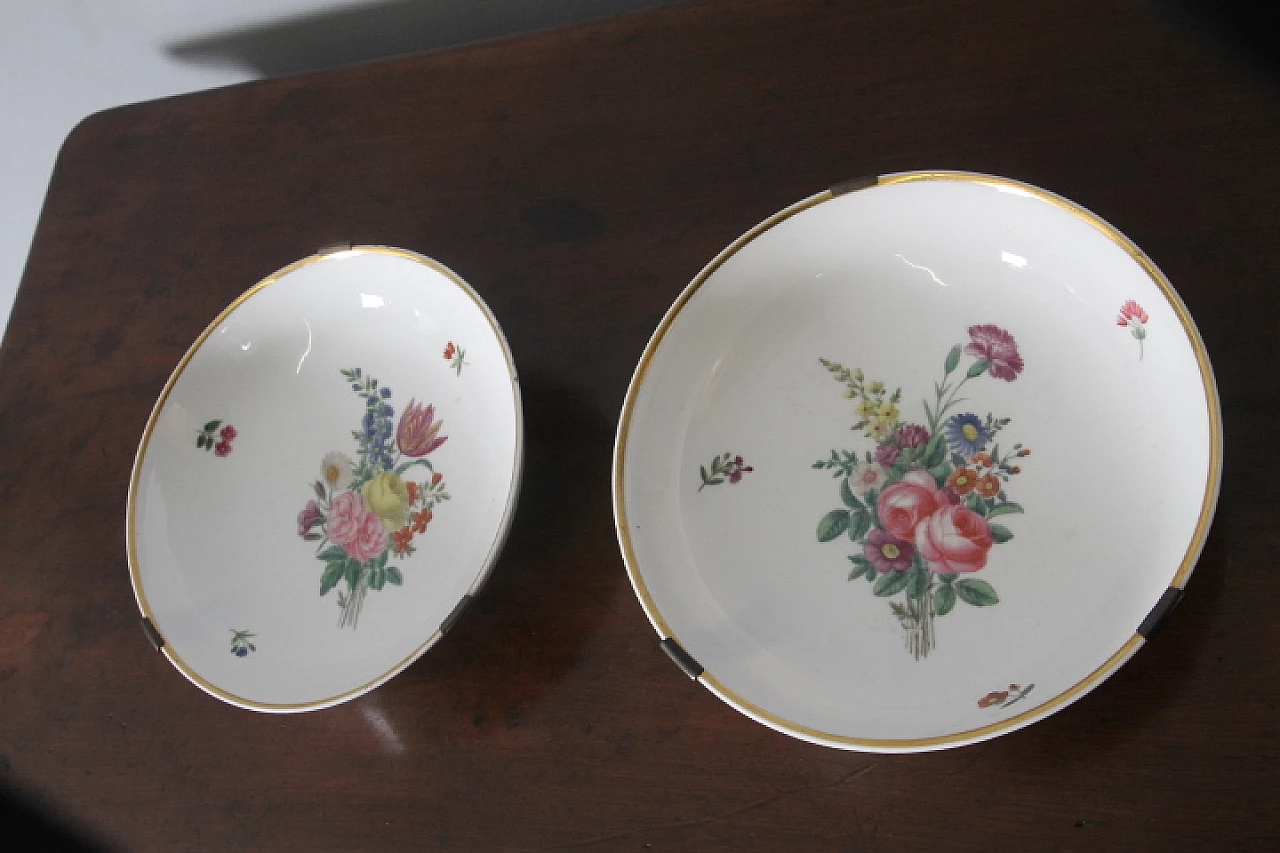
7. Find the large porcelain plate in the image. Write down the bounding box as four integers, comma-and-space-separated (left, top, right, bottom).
128, 247, 522, 711
614, 172, 1221, 751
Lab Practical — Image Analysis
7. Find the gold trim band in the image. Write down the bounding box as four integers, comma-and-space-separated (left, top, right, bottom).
612, 171, 1223, 750
702, 636, 1144, 750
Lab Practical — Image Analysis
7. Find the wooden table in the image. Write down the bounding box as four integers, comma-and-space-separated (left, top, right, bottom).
2, 0, 1277, 849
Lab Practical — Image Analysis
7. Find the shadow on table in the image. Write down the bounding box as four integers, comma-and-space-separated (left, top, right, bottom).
167, 0, 1280, 85
1154, 0, 1280, 82
980, 518, 1231, 768
403, 370, 623, 730
166, 0, 680, 79
0, 784, 118, 853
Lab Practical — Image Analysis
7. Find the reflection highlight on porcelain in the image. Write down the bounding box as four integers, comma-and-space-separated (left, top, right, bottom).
894, 253, 948, 287
994, 183, 1036, 198
297, 319, 313, 374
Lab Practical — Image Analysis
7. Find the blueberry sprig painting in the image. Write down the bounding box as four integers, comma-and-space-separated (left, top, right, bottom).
295, 368, 452, 629
811, 325, 1030, 660
229, 629, 256, 657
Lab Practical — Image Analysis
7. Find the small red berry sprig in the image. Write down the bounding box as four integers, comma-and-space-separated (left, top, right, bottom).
978, 683, 1035, 709
443, 341, 468, 376
197, 420, 238, 457
698, 452, 754, 491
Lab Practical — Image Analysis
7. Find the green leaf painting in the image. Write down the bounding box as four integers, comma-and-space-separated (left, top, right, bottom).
817, 510, 851, 542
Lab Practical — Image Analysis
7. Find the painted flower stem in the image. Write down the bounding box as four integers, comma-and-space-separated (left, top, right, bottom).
393, 458, 434, 477
937, 375, 971, 422
928, 374, 972, 434
905, 581, 937, 660
338, 567, 370, 629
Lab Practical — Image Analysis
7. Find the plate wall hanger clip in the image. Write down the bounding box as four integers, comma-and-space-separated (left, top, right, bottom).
140, 617, 165, 651
829, 175, 881, 196
1137, 587, 1186, 640
440, 594, 474, 636
660, 637, 703, 680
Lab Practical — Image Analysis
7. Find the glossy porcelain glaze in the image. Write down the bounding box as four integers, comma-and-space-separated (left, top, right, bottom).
128, 247, 522, 711
614, 172, 1221, 751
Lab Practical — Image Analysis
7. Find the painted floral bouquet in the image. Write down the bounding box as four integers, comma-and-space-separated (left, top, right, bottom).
296, 368, 451, 629
812, 325, 1030, 659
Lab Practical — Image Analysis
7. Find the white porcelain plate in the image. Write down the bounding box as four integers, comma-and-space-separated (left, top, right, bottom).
614, 172, 1221, 751
128, 247, 522, 711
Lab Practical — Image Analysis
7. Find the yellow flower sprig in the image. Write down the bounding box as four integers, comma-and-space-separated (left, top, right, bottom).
819, 358, 902, 439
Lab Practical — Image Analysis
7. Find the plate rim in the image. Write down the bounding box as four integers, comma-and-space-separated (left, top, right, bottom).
612, 170, 1223, 751
126, 245, 524, 712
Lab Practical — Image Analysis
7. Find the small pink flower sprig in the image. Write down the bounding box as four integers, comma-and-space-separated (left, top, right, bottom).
1117, 300, 1149, 360
698, 452, 754, 491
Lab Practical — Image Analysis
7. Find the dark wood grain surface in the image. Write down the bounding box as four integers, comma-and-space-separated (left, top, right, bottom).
2, 0, 1277, 850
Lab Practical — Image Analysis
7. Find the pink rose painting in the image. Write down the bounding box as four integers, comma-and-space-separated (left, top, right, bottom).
326, 492, 369, 551
327, 492, 390, 565
916, 504, 994, 574
814, 325, 1027, 659
877, 470, 945, 542
346, 505, 390, 564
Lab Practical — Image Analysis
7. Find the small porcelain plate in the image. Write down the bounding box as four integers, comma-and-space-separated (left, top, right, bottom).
128, 247, 522, 711
614, 172, 1221, 751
